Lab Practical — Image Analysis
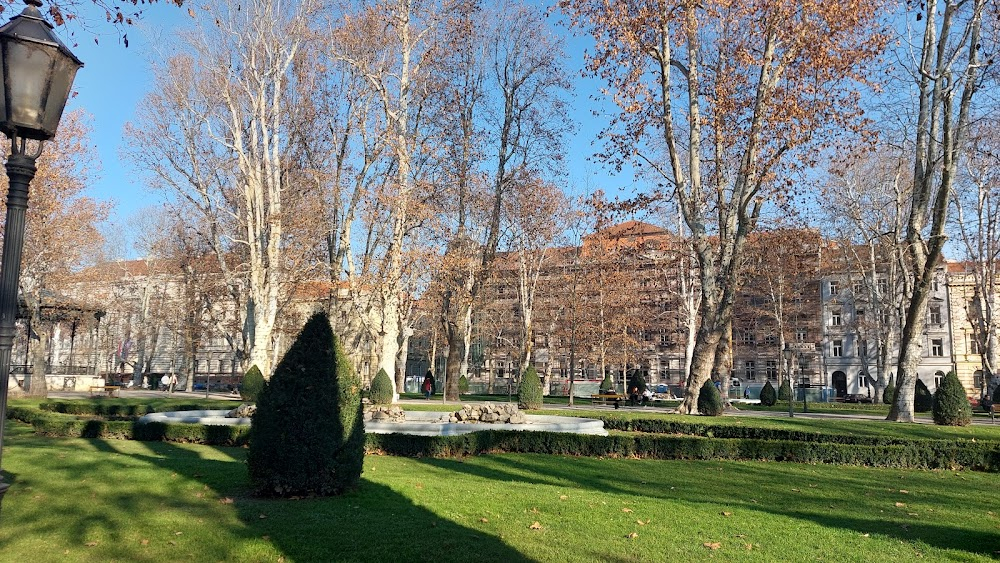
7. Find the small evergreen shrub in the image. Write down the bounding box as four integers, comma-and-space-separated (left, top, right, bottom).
599, 374, 614, 392
883, 380, 895, 405
992, 382, 1000, 405
627, 371, 647, 394
915, 379, 933, 412
458, 374, 470, 394
932, 371, 972, 426
518, 366, 543, 410
247, 312, 364, 497
697, 379, 724, 416
759, 380, 777, 406
778, 380, 791, 401
369, 368, 393, 405
240, 365, 265, 402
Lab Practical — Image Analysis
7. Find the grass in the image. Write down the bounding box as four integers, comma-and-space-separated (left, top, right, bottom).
2, 420, 999, 562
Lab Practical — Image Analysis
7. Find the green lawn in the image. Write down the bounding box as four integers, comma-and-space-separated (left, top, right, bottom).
1, 420, 998, 562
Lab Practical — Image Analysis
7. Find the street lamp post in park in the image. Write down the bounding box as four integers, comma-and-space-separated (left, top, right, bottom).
782, 345, 795, 418
0, 0, 83, 515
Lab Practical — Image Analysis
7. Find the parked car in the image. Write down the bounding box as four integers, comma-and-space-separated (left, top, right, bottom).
843, 393, 874, 403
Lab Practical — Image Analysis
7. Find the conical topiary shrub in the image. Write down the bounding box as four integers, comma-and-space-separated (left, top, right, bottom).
240, 364, 264, 402
697, 379, 724, 416
599, 374, 614, 392
458, 374, 470, 394
759, 380, 777, 406
932, 371, 972, 426
883, 379, 895, 405
247, 312, 364, 497
518, 366, 543, 410
778, 379, 791, 401
627, 371, 647, 394
369, 368, 393, 405
914, 379, 933, 412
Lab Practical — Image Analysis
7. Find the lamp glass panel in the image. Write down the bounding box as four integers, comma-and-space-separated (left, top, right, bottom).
41, 54, 77, 135
3, 40, 52, 135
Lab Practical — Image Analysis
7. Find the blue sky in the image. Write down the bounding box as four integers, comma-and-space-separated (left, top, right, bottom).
51, 3, 633, 255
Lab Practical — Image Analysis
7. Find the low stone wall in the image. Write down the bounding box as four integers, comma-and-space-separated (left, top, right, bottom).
450, 403, 526, 424
365, 405, 406, 423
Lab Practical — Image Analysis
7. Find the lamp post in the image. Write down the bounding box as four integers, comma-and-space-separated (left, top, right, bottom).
801, 374, 809, 413
782, 345, 794, 418
0, 0, 82, 514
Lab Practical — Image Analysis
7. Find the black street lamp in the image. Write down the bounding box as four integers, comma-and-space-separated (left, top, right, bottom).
0, 0, 82, 514
782, 345, 794, 418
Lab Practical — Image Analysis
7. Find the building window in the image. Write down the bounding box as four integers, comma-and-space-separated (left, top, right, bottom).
974, 370, 984, 390
877, 278, 888, 295
852, 281, 863, 295
764, 333, 777, 346
934, 371, 944, 388
932, 278, 939, 292
796, 328, 808, 342
745, 361, 756, 381
858, 339, 868, 358
659, 331, 670, 345
740, 329, 755, 345
931, 338, 943, 357
929, 305, 941, 325
831, 310, 842, 327
829, 280, 840, 296
970, 337, 981, 355
832, 339, 843, 357
765, 360, 778, 381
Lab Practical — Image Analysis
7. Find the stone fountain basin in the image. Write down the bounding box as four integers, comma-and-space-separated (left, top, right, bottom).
137, 409, 607, 436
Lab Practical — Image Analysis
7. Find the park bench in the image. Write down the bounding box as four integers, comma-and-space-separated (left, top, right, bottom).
591, 393, 625, 407
89, 385, 120, 398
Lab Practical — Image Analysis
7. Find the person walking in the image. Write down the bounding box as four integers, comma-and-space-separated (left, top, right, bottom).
169, 372, 178, 393
422, 371, 435, 399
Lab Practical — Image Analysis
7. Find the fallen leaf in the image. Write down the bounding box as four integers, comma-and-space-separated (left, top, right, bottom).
636, 520, 646, 525
259, 514, 267, 519
529, 521, 542, 530
480, 518, 489, 523
735, 534, 746, 539
141, 539, 149, 546
85, 542, 98, 547
622, 507, 633, 513
530, 507, 540, 514
862, 533, 870, 538
908, 513, 919, 517
703, 542, 721, 550
559, 495, 568, 500
174, 531, 183, 536
415, 483, 424, 490
899, 490, 909, 494
745, 543, 753, 550
219, 497, 234, 504
791, 488, 800, 492
895, 502, 907, 508
721, 511, 733, 517
626, 532, 639, 539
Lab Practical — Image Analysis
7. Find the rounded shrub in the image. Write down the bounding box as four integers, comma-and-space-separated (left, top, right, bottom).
883, 380, 895, 405
369, 368, 393, 405
914, 379, 933, 412
697, 379, 724, 416
518, 366, 543, 410
247, 312, 364, 497
932, 371, 972, 426
627, 371, 647, 394
458, 374, 470, 394
599, 374, 614, 392
240, 364, 264, 402
759, 380, 777, 406
777, 380, 791, 401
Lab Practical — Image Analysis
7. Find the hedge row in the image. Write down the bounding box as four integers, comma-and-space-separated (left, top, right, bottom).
598, 417, 933, 446
37, 401, 230, 417
9, 406, 999, 472
366, 431, 1000, 472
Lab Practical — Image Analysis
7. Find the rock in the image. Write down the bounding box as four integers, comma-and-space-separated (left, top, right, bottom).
227, 404, 256, 418
481, 412, 498, 423
509, 412, 527, 424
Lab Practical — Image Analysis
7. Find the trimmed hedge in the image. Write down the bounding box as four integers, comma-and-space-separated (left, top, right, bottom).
241, 365, 265, 402
933, 371, 972, 426
778, 380, 791, 401
9, 405, 1000, 473
627, 371, 647, 394
518, 366, 543, 410
915, 379, 933, 412
369, 368, 394, 405
697, 379, 723, 416
759, 381, 777, 406
883, 380, 895, 405
599, 375, 614, 392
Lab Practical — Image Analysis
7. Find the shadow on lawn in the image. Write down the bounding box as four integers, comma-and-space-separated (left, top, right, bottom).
88, 438, 533, 562
417, 454, 998, 559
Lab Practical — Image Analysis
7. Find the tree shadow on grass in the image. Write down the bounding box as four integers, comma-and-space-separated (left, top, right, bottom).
415, 454, 999, 559
83, 437, 534, 562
